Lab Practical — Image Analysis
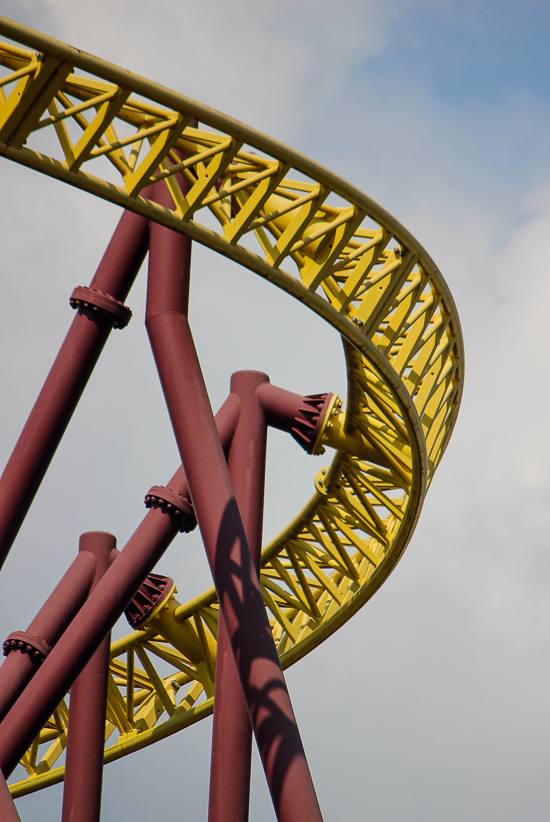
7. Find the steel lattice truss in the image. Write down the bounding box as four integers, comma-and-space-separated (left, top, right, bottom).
0, 16, 463, 810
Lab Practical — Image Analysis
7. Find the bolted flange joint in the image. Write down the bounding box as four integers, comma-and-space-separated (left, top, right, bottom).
3, 630, 52, 665
291, 392, 338, 455
125, 574, 175, 630
144, 486, 197, 533
69, 286, 132, 329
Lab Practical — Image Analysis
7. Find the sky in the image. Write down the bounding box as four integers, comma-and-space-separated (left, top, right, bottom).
1, 1, 550, 820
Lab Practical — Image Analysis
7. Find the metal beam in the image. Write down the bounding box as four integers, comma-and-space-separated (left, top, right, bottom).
208, 370, 269, 822
145, 225, 324, 822
61, 532, 114, 822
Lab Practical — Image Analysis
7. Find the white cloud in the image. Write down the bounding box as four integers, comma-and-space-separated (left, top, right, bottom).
12, 0, 398, 139
3, 3, 550, 820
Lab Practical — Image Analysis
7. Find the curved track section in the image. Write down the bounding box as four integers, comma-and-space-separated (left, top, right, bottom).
0, 19, 463, 797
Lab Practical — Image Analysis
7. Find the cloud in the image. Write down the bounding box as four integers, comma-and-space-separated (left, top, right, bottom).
10, 0, 398, 139
3, 3, 550, 821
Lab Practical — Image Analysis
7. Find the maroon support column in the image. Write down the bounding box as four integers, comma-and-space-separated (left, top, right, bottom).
0, 208, 149, 572
0, 773, 21, 822
61, 532, 114, 822
146, 231, 323, 822
208, 371, 269, 822
0, 396, 240, 777
0, 550, 97, 723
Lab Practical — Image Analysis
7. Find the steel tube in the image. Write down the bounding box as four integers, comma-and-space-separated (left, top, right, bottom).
254, 382, 308, 432
0, 208, 150, 572
61, 532, 114, 822
146, 236, 323, 822
208, 370, 269, 822
0, 550, 97, 723
0, 395, 240, 777
0, 772, 21, 822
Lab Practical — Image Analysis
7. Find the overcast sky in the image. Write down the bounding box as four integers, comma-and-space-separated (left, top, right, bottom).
2, 2, 550, 820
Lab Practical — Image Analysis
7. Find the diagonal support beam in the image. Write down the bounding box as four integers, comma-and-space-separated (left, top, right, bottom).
68, 87, 130, 172
145, 225, 324, 822
0, 550, 97, 723
0, 393, 240, 778
0, 55, 72, 148
0, 199, 238, 777
0, 204, 149, 574
0, 771, 21, 822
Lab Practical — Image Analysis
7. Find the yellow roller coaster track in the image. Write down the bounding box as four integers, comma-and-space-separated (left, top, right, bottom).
0, 18, 463, 798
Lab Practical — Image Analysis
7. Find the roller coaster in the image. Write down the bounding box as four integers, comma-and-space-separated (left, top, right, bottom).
0, 17, 463, 822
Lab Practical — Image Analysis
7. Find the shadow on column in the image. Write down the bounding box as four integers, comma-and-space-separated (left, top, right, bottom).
214, 500, 313, 821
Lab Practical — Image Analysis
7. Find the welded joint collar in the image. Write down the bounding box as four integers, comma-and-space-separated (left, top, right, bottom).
70, 286, 132, 329
3, 630, 52, 665
144, 486, 196, 533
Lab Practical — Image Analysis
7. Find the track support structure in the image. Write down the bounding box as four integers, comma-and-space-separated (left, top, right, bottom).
0, 550, 97, 724
0, 208, 148, 573
0, 772, 20, 822
208, 370, 269, 822
146, 221, 323, 822
62, 532, 115, 822
0, 23, 465, 820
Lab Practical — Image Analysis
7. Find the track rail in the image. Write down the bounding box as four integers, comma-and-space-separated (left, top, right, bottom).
0, 18, 463, 796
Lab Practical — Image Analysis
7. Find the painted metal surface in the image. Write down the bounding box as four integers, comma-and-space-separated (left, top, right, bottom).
0, 17, 463, 810
146, 214, 323, 822
208, 371, 268, 822
61, 532, 114, 822
0, 551, 96, 724
0, 773, 20, 822
0, 395, 241, 781
0, 206, 148, 572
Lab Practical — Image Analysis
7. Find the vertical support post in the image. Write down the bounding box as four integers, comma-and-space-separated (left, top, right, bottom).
208, 371, 269, 822
0, 209, 149, 573
0, 550, 97, 723
0, 397, 240, 777
61, 532, 114, 822
146, 228, 323, 822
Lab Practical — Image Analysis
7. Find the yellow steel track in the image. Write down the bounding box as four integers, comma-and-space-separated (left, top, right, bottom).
0, 18, 463, 797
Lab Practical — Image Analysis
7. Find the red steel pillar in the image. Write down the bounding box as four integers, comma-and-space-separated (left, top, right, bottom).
0, 550, 97, 723
0, 208, 149, 572
208, 370, 269, 822
145, 230, 323, 822
0, 773, 21, 822
61, 532, 114, 822
0, 396, 239, 777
